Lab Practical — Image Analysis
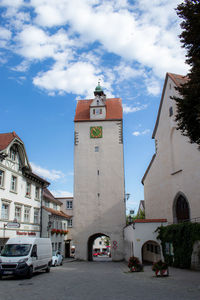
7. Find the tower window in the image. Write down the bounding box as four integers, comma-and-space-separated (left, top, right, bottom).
95, 146, 99, 152
97, 170, 99, 175
169, 106, 173, 117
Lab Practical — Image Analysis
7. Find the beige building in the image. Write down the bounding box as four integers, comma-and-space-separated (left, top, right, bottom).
142, 73, 200, 223
73, 84, 126, 261
42, 189, 71, 257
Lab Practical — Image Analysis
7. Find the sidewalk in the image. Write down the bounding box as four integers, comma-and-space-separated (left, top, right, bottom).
63, 257, 77, 263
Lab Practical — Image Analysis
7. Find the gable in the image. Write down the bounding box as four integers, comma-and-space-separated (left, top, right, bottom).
90, 95, 106, 107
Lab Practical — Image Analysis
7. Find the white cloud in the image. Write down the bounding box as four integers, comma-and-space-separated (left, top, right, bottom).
50, 190, 73, 198
30, 162, 65, 181
11, 60, 30, 72
132, 129, 150, 136
123, 104, 147, 114
0, 0, 189, 96
33, 61, 103, 97
145, 77, 161, 96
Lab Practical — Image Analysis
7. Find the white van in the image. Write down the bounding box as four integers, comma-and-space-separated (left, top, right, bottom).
0, 237, 52, 279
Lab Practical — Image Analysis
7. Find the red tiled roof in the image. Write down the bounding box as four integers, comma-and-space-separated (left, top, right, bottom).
74, 98, 123, 122
168, 72, 188, 87
134, 219, 167, 223
0, 132, 22, 151
42, 206, 71, 219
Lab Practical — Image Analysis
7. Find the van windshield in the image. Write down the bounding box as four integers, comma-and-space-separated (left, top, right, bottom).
1, 244, 31, 257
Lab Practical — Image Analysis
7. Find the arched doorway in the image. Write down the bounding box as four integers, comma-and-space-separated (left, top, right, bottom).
142, 240, 161, 264
173, 193, 190, 223
87, 233, 110, 261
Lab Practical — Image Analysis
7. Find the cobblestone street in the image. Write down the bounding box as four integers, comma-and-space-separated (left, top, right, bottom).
0, 261, 200, 300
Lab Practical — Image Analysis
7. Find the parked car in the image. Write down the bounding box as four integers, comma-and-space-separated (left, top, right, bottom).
52, 251, 63, 266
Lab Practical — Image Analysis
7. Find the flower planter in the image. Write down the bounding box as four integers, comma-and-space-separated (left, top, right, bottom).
155, 268, 169, 277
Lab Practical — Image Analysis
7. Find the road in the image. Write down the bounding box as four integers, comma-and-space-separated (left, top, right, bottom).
0, 261, 200, 300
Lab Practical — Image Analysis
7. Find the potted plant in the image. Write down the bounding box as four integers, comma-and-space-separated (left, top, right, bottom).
152, 260, 169, 277
128, 256, 143, 272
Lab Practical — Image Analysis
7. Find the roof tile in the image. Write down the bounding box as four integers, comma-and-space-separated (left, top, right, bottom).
74, 98, 123, 121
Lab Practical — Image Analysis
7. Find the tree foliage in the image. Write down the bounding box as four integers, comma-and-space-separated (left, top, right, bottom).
173, 0, 200, 146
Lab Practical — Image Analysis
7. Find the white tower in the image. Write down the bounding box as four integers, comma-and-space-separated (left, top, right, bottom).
73, 84, 125, 261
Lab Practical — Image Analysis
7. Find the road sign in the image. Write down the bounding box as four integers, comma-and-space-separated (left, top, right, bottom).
6, 222, 20, 228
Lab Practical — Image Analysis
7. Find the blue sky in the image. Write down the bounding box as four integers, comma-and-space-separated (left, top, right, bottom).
0, 0, 188, 214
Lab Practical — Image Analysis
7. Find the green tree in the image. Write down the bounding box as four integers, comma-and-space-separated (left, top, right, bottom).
173, 0, 200, 146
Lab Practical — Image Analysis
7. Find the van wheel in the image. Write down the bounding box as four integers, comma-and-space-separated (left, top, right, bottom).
46, 265, 50, 273
27, 266, 33, 279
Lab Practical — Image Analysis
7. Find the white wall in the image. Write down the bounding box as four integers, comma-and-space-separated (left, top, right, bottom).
124, 222, 166, 262
144, 76, 200, 222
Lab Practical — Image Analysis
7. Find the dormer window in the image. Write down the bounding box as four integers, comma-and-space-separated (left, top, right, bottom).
10, 148, 16, 161
97, 100, 99, 105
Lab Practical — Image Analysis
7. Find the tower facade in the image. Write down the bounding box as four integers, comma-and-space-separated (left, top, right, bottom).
73, 85, 125, 261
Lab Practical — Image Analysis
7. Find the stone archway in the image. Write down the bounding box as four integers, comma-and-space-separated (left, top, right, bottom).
87, 233, 110, 261
142, 240, 161, 263
173, 192, 190, 223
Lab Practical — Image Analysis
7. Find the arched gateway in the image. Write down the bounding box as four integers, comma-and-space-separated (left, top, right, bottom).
73, 84, 126, 261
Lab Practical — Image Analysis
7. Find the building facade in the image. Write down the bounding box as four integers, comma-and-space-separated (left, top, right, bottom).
142, 73, 200, 223
0, 132, 49, 251
57, 196, 74, 256
73, 84, 126, 261
42, 189, 71, 257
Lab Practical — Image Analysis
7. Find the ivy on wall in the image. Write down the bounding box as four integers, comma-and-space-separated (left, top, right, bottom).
156, 223, 200, 268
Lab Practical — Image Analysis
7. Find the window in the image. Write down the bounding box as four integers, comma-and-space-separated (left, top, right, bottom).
95, 146, 99, 152
53, 203, 57, 210
24, 207, 30, 223
26, 182, 31, 197
0, 170, 4, 187
35, 187, 40, 199
68, 219, 73, 227
11, 175, 17, 192
34, 209, 39, 224
15, 206, 21, 222
169, 106, 173, 117
1, 203, 9, 220
93, 109, 95, 115
45, 200, 50, 207
10, 148, 16, 161
66, 201, 73, 209
58, 242, 62, 251
99, 241, 102, 245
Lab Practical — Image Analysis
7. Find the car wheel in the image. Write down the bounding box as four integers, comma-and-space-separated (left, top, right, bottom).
60, 260, 63, 266
54, 260, 57, 266
27, 266, 33, 279
46, 265, 51, 273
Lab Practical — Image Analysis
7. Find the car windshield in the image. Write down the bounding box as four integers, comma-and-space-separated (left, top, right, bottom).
1, 244, 31, 257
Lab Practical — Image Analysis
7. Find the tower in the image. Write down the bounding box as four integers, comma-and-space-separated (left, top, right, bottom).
73, 84, 125, 261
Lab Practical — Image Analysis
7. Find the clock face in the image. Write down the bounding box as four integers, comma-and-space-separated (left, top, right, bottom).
90, 126, 103, 138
